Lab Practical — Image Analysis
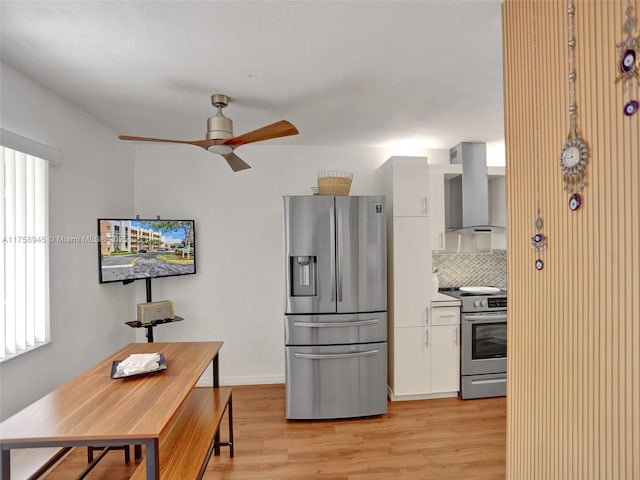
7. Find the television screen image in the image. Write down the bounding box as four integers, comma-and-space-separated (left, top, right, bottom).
98, 219, 196, 283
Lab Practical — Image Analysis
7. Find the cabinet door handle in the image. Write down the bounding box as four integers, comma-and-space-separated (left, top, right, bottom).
453, 327, 458, 346
439, 231, 444, 249
425, 329, 429, 348
423, 196, 430, 216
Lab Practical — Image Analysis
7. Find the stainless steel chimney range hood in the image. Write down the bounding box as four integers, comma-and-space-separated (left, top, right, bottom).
448, 142, 505, 234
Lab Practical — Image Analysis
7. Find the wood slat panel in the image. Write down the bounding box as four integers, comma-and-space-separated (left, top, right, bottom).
503, 1, 640, 479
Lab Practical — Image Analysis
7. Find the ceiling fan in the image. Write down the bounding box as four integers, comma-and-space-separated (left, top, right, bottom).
118, 94, 299, 172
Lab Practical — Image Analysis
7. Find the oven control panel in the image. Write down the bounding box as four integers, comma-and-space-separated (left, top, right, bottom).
488, 297, 507, 309
460, 295, 507, 313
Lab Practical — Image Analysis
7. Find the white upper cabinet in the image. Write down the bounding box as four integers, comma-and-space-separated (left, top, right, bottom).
428, 170, 445, 250
428, 164, 462, 251
489, 167, 507, 250
488, 167, 506, 227
377, 156, 429, 217
392, 217, 430, 327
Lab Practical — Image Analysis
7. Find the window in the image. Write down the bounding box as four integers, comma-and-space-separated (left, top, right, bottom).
1, 135, 51, 362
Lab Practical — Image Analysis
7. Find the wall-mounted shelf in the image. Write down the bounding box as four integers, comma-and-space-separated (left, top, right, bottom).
125, 316, 184, 342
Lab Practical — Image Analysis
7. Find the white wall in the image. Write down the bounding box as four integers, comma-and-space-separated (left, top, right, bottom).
0, 62, 136, 420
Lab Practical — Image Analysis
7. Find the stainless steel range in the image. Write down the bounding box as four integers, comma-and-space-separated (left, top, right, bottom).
445, 287, 507, 399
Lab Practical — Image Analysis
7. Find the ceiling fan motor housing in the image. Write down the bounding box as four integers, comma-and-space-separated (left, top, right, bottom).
207, 114, 233, 140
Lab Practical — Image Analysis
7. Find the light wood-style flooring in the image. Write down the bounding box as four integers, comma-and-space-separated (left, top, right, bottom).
43, 384, 506, 480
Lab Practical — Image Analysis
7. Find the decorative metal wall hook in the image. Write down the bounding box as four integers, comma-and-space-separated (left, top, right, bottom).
560, 0, 589, 210
530, 4, 547, 271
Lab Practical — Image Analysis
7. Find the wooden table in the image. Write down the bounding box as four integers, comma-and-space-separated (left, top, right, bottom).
0, 341, 223, 480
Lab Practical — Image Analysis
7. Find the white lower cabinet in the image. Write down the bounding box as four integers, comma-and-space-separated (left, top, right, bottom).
389, 304, 460, 401
393, 326, 431, 396
430, 324, 460, 393
430, 305, 460, 394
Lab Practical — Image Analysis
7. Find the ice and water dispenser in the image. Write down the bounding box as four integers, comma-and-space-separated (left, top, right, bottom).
290, 255, 317, 297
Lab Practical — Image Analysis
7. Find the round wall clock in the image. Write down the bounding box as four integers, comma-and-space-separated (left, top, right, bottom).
560, 137, 588, 182
561, 145, 580, 168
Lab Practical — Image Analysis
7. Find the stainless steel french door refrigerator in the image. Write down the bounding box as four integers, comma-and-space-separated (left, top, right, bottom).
283, 195, 387, 419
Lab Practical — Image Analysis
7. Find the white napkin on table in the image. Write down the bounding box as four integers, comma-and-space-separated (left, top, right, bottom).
116, 353, 160, 376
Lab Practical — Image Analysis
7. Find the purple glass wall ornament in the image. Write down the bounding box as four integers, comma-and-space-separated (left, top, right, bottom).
616, 4, 640, 116
624, 99, 638, 116
622, 49, 637, 71
569, 193, 582, 211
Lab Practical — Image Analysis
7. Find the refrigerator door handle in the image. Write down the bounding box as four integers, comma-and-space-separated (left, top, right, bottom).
330, 205, 336, 302
336, 205, 343, 303
294, 349, 379, 360
293, 318, 380, 328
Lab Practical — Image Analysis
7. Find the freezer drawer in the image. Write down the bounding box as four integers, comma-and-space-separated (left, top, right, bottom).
285, 342, 388, 419
461, 373, 507, 399
285, 312, 387, 346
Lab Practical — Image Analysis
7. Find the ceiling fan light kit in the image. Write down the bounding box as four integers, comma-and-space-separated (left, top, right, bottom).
207, 144, 233, 155
117, 93, 299, 172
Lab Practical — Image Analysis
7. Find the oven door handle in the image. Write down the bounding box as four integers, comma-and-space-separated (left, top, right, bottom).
463, 314, 507, 323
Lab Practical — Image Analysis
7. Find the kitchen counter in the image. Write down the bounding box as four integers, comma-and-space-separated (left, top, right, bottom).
432, 292, 461, 306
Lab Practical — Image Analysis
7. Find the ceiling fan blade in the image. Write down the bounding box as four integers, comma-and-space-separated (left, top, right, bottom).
118, 135, 212, 149
221, 152, 252, 172
223, 120, 299, 148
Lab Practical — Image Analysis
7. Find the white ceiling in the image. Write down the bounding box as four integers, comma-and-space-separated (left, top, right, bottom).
0, 0, 505, 151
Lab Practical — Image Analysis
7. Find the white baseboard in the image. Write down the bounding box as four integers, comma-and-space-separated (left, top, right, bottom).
387, 386, 459, 402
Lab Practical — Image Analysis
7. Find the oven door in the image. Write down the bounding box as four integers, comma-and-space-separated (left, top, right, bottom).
461, 312, 507, 376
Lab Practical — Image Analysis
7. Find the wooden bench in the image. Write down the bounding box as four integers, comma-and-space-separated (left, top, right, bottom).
130, 386, 233, 480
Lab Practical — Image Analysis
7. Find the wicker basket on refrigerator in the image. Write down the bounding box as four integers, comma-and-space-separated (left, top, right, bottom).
317, 171, 353, 195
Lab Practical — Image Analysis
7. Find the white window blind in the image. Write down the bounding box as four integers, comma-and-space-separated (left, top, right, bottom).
1, 144, 50, 361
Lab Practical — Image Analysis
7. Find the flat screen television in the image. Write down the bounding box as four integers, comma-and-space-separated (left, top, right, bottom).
98, 218, 196, 284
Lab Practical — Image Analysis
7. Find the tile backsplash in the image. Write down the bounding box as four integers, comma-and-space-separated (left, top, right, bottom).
433, 249, 507, 289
